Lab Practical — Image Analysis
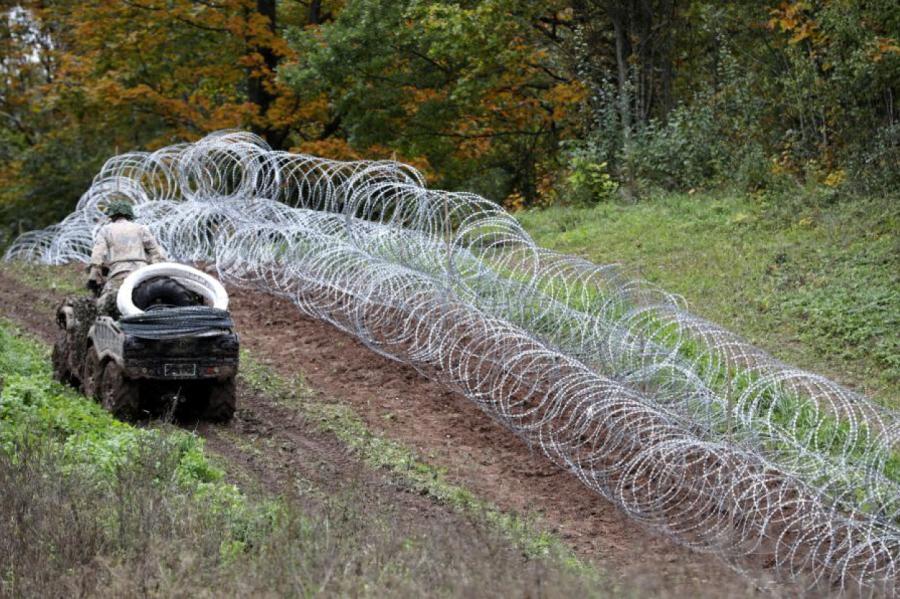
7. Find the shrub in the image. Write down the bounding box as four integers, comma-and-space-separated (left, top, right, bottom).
560, 141, 619, 204
624, 102, 727, 191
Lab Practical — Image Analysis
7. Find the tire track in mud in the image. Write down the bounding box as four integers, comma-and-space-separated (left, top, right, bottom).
0, 267, 761, 596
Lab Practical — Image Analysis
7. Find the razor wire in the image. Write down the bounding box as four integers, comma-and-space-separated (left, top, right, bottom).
6, 130, 899, 595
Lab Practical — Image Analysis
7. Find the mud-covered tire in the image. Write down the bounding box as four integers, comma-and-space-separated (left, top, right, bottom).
100, 361, 141, 420
52, 336, 75, 386
204, 377, 236, 422
81, 348, 102, 400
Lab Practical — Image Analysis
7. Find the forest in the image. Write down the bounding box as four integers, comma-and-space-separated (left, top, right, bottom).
1, 0, 898, 237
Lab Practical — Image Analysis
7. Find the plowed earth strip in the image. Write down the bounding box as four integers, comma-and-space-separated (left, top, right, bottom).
0, 267, 760, 595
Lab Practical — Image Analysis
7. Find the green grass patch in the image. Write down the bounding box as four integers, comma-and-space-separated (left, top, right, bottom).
0, 318, 235, 496
516, 190, 899, 404
515, 191, 900, 506
4, 261, 83, 294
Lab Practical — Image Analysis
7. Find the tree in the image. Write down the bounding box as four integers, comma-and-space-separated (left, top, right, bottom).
282, 0, 586, 201
0, 0, 342, 236
2, 0, 898, 240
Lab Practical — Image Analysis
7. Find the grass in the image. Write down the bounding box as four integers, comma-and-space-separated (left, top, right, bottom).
4, 261, 83, 294
516, 189, 899, 405
513, 190, 900, 507
0, 320, 614, 598
0, 319, 234, 493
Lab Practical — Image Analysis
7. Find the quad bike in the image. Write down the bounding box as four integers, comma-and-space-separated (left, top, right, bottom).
52, 263, 239, 421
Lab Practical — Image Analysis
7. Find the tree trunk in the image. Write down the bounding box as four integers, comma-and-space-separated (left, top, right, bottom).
247, 0, 287, 149
611, 6, 637, 201
308, 0, 323, 25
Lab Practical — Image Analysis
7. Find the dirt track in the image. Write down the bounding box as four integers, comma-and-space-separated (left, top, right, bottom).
0, 266, 761, 595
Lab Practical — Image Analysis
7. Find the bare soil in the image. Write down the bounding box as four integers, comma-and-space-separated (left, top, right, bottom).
0, 266, 763, 596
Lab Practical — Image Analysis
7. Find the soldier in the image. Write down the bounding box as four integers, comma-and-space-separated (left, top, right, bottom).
87, 200, 167, 315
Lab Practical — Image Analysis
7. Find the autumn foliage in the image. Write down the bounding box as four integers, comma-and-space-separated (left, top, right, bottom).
1, 0, 898, 238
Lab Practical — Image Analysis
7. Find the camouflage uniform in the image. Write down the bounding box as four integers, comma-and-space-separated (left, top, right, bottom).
89, 220, 167, 315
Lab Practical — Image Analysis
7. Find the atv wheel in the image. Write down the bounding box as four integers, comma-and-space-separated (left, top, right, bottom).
81, 348, 102, 400
204, 377, 236, 422
100, 361, 141, 420
52, 336, 75, 386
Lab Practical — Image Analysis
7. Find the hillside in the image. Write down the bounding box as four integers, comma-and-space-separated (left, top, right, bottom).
2, 180, 895, 596
519, 191, 899, 404
0, 262, 758, 598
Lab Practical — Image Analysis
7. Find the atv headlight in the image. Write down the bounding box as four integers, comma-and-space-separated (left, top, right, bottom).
217, 335, 238, 350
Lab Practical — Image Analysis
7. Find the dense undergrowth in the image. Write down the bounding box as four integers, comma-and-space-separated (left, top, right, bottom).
517, 189, 899, 405
0, 321, 610, 598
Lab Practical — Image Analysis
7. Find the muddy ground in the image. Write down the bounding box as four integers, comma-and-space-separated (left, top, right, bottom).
0, 266, 765, 596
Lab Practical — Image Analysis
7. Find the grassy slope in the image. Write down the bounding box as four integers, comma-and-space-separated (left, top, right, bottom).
516, 190, 899, 405
0, 316, 607, 597
4, 190, 892, 592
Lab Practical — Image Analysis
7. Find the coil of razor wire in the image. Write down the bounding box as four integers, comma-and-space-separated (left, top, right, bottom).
119, 306, 234, 340
6, 130, 899, 596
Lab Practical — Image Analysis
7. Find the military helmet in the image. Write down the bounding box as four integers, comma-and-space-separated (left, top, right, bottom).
106, 199, 135, 220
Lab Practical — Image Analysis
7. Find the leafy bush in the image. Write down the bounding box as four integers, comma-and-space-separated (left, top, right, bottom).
561, 142, 619, 204
844, 123, 900, 194
625, 102, 727, 191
